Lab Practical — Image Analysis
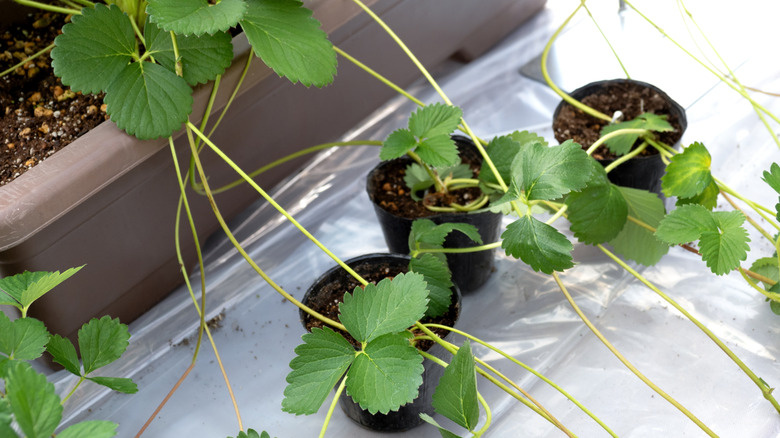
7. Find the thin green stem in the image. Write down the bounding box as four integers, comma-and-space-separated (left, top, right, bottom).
319, 377, 347, 438
715, 177, 779, 229
410, 241, 501, 258
582, 2, 630, 78
542, 3, 611, 122
546, 204, 569, 226
333, 46, 425, 107
552, 272, 718, 436
61, 376, 85, 405
675, 0, 780, 149
184, 123, 357, 327
603, 142, 647, 174
206, 54, 253, 140
196, 140, 382, 195
445, 194, 490, 212
596, 244, 780, 414
11, 0, 80, 14
739, 269, 780, 303
585, 128, 648, 156
624, 0, 780, 128
473, 393, 492, 437
425, 324, 618, 437
169, 138, 207, 362
0, 43, 54, 78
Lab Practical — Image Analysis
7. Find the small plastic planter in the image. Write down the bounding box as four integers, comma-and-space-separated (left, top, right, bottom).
366, 137, 501, 293
552, 79, 688, 195
300, 253, 461, 432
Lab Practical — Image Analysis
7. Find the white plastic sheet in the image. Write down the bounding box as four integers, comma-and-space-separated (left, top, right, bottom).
54, 1, 780, 437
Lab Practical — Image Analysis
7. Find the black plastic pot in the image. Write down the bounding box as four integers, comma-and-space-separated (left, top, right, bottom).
552, 79, 687, 196
300, 253, 461, 432
366, 137, 501, 293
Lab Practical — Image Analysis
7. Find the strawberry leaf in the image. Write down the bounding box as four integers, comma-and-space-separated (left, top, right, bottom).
241, 0, 336, 87
408, 104, 462, 139
46, 335, 81, 376
655, 204, 716, 245
676, 179, 719, 210
339, 273, 428, 344
282, 327, 355, 415
566, 182, 628, 244
145, 20, 233, 86
601, 113, 673, 156
5, 361, 62, 438
502, 216, 574, 274
78, 316, 131, 374
609, 187, 669, 265
432, 341, 479, 430
661, 142, 714, 198
146, 0, 247, 36
0, 267, 82, 313
345, 333, 423, 414
510, 140, 591, 201
698, 211, 750, 275
104, 61, 193, 140
409, 254, 453, 318
51, 4, 136, 94
57, 421, 118, 438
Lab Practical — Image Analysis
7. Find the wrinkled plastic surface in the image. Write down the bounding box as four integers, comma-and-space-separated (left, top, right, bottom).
51, 1, 780, 437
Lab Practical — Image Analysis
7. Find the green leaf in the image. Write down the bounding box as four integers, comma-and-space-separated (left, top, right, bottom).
409, 254, 453, 318
419, 414, 462, 438
433, 341, 479, 430
46, 335, 81, 376
762, 163, 780, 194
381, 129, 417, 161
0, 317, 50, 361
104, 61, 193, 139
699, 211, 750, 275
5, 361, 62, 438
346, 333, 423, 414
415, 136, 459, 168
502, 216, 574, 274
511, 140, 592, 201
566, 182, 628, 244
0, 267, 83, 312
145, 20, 233, 86
228, 430, 268, 438
339, 273, 429, 344
52, 4, 136, 94
0, 398, 14, 438
479, 130, 548, 187
661, 142, 714, 198
601, 113, 673, 156
0, 287, 19, 309
86, 376, 139, 394
609, 187, 669, 265
409, 219, 483, 252
408, 104, 462, 139
57, 421, 118, 438
146, 0, 247, 35
78, 316, 131, 374
676, 179, 719, 210
282, 327, 355, 415
478, 135, 522, 186
655, 204, 716, 245
241, 0, 336, 87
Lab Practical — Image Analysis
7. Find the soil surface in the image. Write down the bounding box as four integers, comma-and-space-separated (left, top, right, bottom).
302, 258, 459, 351
368, 137, 484, 219
0, 10, 107, 186
552, 80, 684, 160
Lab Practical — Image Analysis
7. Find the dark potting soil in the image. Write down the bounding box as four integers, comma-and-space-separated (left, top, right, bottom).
303, 260, 459, 351
552, 81, 684, 160
0, 11, 107, 186
369, 144, 484, 219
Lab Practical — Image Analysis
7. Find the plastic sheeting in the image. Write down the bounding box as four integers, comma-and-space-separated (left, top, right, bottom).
54, 1, 780, 436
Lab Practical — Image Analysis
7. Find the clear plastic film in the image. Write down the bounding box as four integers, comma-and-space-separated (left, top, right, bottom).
52, 1, 780, 436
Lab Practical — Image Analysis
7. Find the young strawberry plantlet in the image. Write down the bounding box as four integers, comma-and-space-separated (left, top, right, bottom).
0, 268, 137, 438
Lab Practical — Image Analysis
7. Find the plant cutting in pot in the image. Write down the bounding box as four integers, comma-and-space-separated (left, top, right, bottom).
367, 104, 502, 292
297, 253, 462, 432
552, 78, 688, 196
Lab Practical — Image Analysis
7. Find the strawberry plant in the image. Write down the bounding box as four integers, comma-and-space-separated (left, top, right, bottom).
0, 268, 137, 438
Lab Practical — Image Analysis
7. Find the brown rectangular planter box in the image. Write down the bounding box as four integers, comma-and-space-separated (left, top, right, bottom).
0, 0, 546, 341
